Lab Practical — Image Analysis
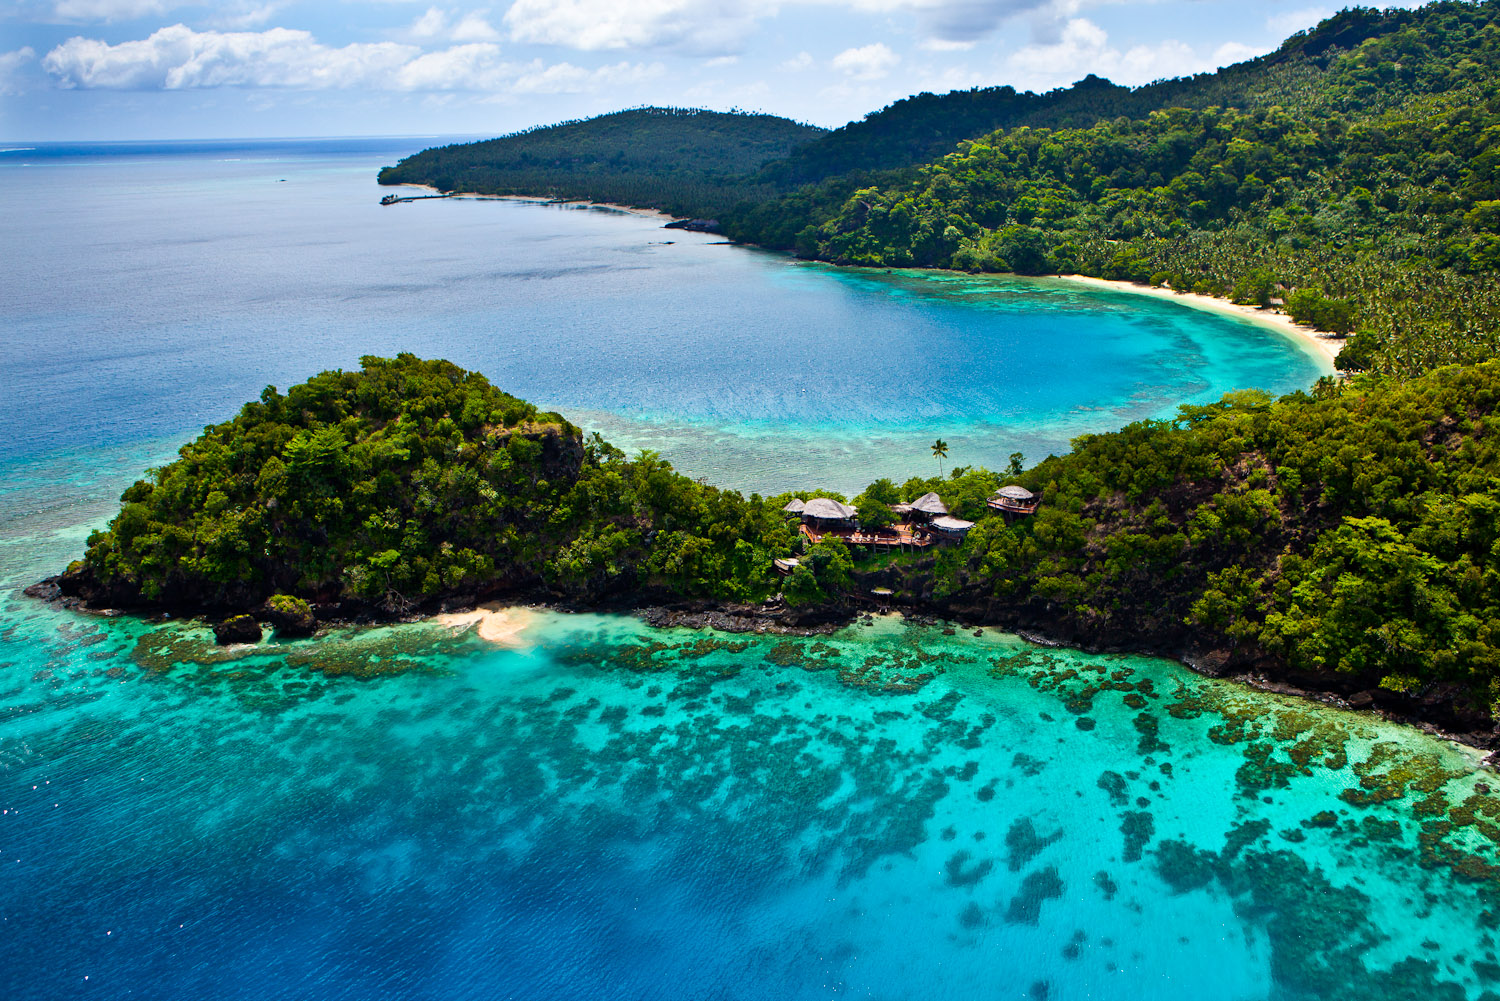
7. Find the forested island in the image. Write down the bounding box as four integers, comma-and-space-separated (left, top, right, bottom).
43, 352, 1500, 745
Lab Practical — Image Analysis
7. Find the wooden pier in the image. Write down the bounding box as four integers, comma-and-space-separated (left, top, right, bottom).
379, 192, 454, 205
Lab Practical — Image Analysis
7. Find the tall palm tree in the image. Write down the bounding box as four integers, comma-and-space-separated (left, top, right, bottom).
931, 438, 949, 478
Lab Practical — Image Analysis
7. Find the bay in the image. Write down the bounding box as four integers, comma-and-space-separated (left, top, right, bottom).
1, 138, 1326, 496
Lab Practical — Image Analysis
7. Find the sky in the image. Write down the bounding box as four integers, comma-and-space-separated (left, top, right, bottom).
0, 0, 1431, 140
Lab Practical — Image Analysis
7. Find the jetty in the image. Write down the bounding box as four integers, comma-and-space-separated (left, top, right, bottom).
380, 192, 454, 205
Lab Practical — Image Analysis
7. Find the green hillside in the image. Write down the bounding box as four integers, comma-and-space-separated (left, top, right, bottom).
67, 355, 795, 615
377, 107, 826, 216
757, 4, 1487, 187
729, 0, 1500, 378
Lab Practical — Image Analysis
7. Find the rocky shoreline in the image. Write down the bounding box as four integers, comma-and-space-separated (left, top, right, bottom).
24, 569, 1500, 759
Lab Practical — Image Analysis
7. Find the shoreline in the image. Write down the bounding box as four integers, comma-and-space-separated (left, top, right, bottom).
27, 573, 1498, 758
433, 603, 538, 646
383, 183, 1343, 365
1058, 274, 1347, 368
382, 189, 1346, 366
388, 183, 676, 222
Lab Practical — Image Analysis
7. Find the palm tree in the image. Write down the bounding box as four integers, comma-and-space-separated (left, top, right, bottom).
931, 438, 949, 478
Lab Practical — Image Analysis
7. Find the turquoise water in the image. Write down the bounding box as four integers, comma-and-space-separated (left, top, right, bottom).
5, 585, 1499, 1000
2, 139, 1326, 494
10, 141, 1486, 1000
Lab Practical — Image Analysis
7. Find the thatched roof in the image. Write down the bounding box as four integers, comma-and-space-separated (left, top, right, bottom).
802, 497, 857, 520
932, 516, 974, 532
782, 498, 806, 514
910, 492, 948, 515
994, 485, 1035, 501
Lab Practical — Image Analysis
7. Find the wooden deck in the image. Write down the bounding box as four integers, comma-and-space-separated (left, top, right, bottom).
988, 497, 1040, 516
800, 523, 934, 549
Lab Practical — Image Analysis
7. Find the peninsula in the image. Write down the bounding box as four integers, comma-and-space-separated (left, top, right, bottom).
42, 352, 1500, 747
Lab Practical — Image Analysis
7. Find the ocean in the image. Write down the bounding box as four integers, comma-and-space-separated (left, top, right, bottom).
4, 139, 1489, 1001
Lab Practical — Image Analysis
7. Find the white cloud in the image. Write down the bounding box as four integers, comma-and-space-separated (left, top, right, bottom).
394, 42, 505, 88
406, 7, 502, 43
920, 37, 975, 52
1212, 41, 1261, 65
0, 47, 37, 96
40, 23, 658, 94
832, 42, 899, 80
452, 11, 502, 42
498, 0, 1067, 57
1266, 6, 1332, 39
512, 58, 664, 93
410, 7, 449, 38
43, 24, 415, 89
51, 0, 173, 21
503, 0, 764, 55
212, 3, 290, 30
819, 0, 1057, 44
1006, 17, 1268, 90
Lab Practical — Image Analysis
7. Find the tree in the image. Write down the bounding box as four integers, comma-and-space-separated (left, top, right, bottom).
932, 438, 950, 477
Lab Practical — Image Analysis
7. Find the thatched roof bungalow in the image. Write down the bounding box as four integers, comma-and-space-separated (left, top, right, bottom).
905, 492, 949, 522
782, 498, 806, 515
801, 498, 858, 526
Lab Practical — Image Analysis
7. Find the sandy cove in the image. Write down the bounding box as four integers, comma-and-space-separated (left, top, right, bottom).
433, 603, 538, 647
1058, 274, 1347, 368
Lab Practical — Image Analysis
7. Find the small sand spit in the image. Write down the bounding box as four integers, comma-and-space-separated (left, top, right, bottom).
432, 604, 537, 647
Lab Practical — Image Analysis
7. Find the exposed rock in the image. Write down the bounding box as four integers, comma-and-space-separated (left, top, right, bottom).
22, 578, 61, 602
261, 595, 317, 637
213, 615, 262, 646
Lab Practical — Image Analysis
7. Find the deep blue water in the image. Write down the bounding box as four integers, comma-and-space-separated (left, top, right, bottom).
9, 141, 1490, 1001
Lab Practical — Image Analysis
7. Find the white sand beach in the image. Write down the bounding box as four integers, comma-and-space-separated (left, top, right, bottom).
1059, 274, 1347, 367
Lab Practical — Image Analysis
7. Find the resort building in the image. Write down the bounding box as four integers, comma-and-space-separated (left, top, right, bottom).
930, 515, 975, 539
892, 492, 948, 523
800, 497, 859, 529
989, 485, 1040, 518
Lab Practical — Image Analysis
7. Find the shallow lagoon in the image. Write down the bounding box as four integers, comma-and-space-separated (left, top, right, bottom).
5, 597, 1500, 1000
1, 140, 1478, 1000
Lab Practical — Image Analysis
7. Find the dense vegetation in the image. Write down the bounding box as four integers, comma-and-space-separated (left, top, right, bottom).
377, 107, 825, 217
729, 1, 1500, 378
63, 354, 1500, 723
75, 2, 1500, 725
939, 361, 1500, 715
757, 5, 1483, 187
71, 355, 799, 614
